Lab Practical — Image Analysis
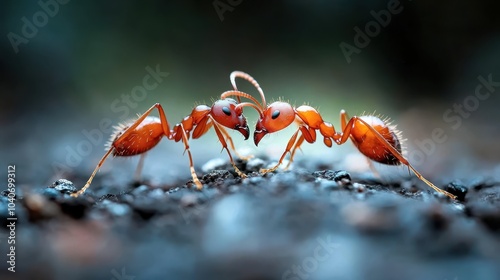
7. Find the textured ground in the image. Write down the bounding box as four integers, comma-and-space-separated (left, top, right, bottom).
1, 157, 500, 280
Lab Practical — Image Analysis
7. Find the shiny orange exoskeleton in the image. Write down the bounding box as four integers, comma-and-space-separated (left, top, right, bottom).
226, 71, 456, 199
71, 79, 253, 197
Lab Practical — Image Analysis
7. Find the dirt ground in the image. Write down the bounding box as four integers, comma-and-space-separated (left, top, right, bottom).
1, 157, 499, 280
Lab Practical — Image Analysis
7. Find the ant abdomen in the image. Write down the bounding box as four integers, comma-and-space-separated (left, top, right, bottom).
108, 116, 164, 157
351, 115, 402, 165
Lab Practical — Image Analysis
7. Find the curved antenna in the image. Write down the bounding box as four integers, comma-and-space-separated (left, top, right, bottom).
230, 71, 267, 108
221, 90, 264, 113
236, 102, 264, 118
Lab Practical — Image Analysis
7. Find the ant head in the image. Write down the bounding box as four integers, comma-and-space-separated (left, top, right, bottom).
254, 101, 295, 146
211, 98, 249, 140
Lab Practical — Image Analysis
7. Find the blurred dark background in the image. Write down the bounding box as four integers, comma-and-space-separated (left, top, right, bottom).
1, 0, 500, 187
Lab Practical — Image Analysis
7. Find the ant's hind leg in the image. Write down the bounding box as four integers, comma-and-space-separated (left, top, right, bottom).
340, 111, 456, 199
357, 116, 455, 198
72, 103, 174, 197
71, 148, 114, 197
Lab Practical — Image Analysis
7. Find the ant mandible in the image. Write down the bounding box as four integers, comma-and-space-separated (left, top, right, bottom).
226, 71, 457, 200
71, 74, 257, 197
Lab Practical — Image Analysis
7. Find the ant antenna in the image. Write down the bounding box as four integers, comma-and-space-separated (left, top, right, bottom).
221, 90, 265, 117
230, 71, 267, 109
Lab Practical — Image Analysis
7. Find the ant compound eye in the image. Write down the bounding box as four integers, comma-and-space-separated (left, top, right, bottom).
271, 110, 280, 119
222, 106, 231, 116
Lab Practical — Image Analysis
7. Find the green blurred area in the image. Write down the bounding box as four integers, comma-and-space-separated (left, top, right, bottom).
1, 1, 499, 183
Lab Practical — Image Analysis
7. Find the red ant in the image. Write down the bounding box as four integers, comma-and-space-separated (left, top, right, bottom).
225, 71, 457, 199
71, 74, 259, 197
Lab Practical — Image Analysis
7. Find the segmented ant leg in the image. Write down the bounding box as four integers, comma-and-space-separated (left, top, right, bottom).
261, 129, 300, 174
284, 135, 305, 170
134, 153, 146, 181
191, 116, 247, 177
212, 121, 247, 178
178, 123, 203, 189
218, 125, 254, 161
339, 111, 456, 199
282, 124, 318, 170
70, 148, 114, 197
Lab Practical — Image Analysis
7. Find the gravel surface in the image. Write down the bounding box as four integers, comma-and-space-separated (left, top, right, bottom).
1, 157, 500, 280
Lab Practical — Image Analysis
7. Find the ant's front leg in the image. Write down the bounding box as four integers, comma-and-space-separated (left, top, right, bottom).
261, 124, 316, 173
260, 129, 301, 174
218, 126, 254, 161
284, 134, 305, 170
178, 124, 203, 189
211, 120, 247, 178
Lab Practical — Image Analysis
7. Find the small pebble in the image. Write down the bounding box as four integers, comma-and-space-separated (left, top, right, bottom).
444, 182, 468, 201
333, 170, 352, 185
313, 170, 351, 186
48, 179, 77, 194
353, 183, 365, 193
